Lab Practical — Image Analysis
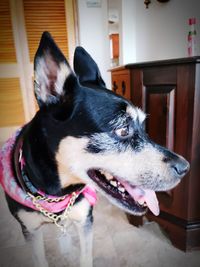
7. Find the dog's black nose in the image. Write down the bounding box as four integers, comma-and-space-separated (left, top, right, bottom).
171, 158, 190, 177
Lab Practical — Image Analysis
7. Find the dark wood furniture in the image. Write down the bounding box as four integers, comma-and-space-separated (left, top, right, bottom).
110, 57, 200, 251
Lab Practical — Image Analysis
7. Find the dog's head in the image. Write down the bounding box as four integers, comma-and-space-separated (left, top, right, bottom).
33, 32, 189, 216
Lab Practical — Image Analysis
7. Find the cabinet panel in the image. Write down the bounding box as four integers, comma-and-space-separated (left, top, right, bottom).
131, 69, 143, 109
143, 66, 176, 85
175, 65, 197, 221
145, 86, 175, 150
190, 64, 200, 220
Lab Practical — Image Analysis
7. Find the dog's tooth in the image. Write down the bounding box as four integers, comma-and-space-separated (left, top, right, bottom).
104, 172, 113, 181
118, 186, 125, 193
138, 199, 145, 205
100, 170, 106, 176
110, 180, 117, 187
100, 170, 113, 180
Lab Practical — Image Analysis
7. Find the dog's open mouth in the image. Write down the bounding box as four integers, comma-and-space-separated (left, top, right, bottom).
87, 169, 160, 216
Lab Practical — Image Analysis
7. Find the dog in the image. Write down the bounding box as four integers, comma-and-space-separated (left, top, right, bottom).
0, 32, 189, 267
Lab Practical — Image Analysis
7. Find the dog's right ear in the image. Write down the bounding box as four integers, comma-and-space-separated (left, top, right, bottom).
34, 32, 75, 108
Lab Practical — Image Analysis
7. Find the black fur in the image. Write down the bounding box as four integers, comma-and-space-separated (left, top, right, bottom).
74, 46, 106, 88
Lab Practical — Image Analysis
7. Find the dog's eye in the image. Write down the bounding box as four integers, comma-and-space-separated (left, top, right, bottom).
114, 126, 133, 139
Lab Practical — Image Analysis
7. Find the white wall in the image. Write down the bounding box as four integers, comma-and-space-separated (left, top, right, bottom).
77, 0, 200, 85
120, 0, 136, 64
77, 0, 111, 87
123, 0, 200, 63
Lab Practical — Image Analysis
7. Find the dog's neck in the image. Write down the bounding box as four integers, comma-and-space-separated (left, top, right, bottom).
16, 122, 85, 196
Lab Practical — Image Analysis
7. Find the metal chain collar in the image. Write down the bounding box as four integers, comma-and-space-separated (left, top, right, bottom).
27, 191, 80, 232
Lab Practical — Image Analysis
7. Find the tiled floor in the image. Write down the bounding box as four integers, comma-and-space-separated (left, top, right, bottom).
0, 186, 200, 267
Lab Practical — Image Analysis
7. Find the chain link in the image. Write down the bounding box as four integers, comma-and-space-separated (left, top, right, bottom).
27, 191, 80, 232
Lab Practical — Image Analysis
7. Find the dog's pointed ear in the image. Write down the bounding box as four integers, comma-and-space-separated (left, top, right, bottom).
74, 46, 106, 87
34, 32, 75, 108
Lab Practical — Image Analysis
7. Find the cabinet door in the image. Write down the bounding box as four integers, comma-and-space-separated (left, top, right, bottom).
131, 66, 183, 216
112, 70, 131, 100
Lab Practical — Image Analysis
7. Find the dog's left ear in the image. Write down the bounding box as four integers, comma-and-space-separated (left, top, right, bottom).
34, 32, 74, 108
74, 46, 106, 87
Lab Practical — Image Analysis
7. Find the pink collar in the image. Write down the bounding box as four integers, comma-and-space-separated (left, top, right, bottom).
0, 130, 97, 213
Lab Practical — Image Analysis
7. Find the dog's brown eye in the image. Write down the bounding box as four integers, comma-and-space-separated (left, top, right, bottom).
115, 126, 132, 138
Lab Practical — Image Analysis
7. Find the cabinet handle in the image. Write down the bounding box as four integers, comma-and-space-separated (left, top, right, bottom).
113, 81, 118, 92
122, 80, 126, 95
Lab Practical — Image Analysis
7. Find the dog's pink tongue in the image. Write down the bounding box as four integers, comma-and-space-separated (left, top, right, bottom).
122, 182, 160, 216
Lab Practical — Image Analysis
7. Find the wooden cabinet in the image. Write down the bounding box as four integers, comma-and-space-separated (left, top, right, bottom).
110, 57, 200, 251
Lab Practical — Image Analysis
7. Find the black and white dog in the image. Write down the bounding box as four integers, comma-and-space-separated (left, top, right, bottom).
0, 32, 189, 267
